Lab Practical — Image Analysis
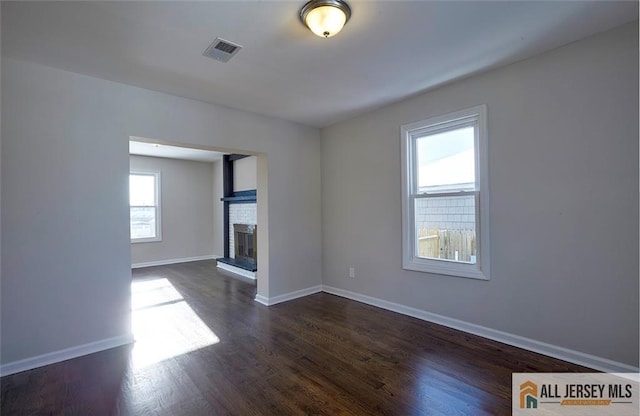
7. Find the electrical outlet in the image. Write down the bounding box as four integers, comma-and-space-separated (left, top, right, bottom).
348, 267, 355, 278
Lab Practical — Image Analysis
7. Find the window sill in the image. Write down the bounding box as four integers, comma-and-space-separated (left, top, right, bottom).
131, 237, 162, 244
403, 257, 489, 280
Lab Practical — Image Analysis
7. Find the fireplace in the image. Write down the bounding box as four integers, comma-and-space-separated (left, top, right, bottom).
233, 224, 257, 265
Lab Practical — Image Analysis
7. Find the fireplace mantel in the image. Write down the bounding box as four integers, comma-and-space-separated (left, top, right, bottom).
220, 189, 256, 204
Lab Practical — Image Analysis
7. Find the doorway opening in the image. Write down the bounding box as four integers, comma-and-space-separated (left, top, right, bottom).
128, 136, 265, 283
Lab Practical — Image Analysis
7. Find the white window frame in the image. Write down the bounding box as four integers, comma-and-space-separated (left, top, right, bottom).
401, 105, 490, 280
130, 171, 162, 243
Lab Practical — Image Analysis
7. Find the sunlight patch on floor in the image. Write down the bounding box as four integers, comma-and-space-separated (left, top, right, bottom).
131, 278, 219, 369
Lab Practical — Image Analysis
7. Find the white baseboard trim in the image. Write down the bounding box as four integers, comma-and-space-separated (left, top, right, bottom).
132, 255, 217, 269
216, 262, 256, 279
321, 285, 639, 374
0, 333, 134, 377
254, 285, 323, 306
254, 294, 270, 306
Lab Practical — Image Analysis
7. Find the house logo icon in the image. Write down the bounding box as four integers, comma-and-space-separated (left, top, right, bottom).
520, 381, 538, 409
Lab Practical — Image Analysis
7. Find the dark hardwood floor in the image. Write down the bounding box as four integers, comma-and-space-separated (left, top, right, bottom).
1, 260, 590, 415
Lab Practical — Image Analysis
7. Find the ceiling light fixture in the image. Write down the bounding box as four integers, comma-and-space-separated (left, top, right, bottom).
300, 0, 351, 38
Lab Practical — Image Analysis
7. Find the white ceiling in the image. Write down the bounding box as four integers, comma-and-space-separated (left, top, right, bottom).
130, 140, 225, 162
2, 1, 637, 128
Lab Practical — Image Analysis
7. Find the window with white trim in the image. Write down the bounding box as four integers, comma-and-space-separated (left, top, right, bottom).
130, 172, 161, 243
401, 105, 490, 280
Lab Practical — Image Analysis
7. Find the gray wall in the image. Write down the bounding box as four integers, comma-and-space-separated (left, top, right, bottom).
321, 22, 639, 366
130, 155, 216, 265
1, 57, 322, 365
234, 155, 257, 192
212, 159, 224, 258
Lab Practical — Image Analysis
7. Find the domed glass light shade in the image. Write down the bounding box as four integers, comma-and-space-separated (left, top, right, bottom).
300, 0, 351, 38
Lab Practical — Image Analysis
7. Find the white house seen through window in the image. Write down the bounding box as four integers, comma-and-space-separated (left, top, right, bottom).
401, 105, 490, 280
130, 172, 161, 242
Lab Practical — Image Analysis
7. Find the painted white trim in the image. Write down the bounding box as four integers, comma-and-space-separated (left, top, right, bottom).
216, 262, 256, 279
132, 255, 217, 269
3, 286, 635, 377
254, 294, 270, 306
0, 334, 134, 377
401, 104, 490, 280
254, 285, 323, 306
321, 285, 639, 374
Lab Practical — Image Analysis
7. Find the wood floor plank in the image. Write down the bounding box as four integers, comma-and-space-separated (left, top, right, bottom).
1, 260, 591, 415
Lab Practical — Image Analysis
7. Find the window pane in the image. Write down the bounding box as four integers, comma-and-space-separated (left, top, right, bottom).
130, 175, 156, 206
131, 207, 157, 239
415, 195, 476, 263
417, 126, 475, 192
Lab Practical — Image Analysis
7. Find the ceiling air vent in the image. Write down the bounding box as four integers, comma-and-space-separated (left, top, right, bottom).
203, 38, 242, 63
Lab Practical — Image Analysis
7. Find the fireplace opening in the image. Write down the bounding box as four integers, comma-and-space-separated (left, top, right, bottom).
234, 224, 257, 265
